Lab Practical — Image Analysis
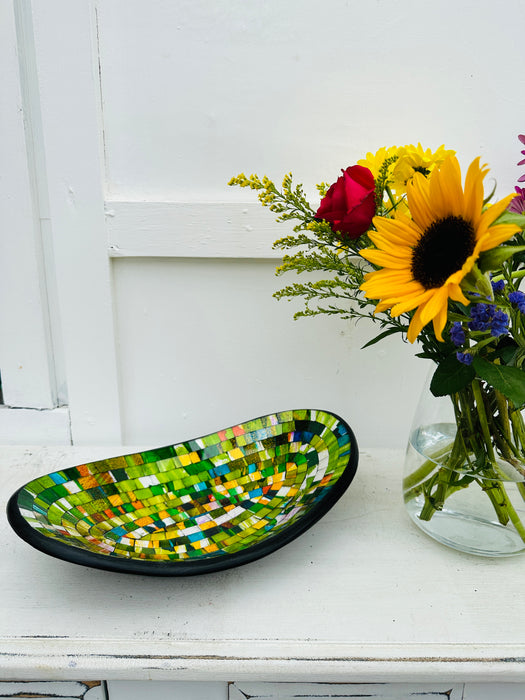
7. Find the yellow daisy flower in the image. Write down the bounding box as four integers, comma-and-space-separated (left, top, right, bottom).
359, 156, 519, 343
357, 145, 399, 178
392, 143, 455, 194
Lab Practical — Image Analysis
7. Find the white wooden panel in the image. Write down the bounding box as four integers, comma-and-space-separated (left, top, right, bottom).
107, 680, 227, 700
0, 680, 104, 699
29, 0, 121, 443
0, 405, 70, 445
106, 202, 283, 259
96, 0, 523, 200
229, 683, 463, 699
112, 257, 427, 448
0, 0, 57, 409
463, 684, 525, 699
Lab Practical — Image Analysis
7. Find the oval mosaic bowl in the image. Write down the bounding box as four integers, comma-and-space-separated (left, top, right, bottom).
7, 409, 358, 576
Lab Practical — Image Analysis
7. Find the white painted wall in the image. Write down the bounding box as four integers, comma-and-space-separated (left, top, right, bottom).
2, 0, 524, 447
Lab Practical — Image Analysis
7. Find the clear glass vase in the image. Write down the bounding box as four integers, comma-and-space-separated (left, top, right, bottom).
403, 367, 525, 557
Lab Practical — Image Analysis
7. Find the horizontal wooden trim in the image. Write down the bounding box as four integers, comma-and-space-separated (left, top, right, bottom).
105, 201, 287, 259
2, 638, 525, 682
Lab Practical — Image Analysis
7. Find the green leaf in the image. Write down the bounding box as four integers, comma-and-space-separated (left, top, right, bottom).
493, 341, 519, 366
430, 354, 476, 397
493, 210, 525, 229
361, 327, 403, 349
477, 245, 525, 273
472, 357, 525, 407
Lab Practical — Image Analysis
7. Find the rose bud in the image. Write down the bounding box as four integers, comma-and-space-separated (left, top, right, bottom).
316, 165, 376, 239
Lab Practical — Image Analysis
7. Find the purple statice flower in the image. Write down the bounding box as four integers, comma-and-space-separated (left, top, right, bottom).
468, 303, 509, 337
456, 351, 473, 366
489, 309, 509, 337
468, 303, 492, 331
508, 186, 525, 214
509, 290, 525, 313
491, 278, 506, 294
450, 321, 466, 347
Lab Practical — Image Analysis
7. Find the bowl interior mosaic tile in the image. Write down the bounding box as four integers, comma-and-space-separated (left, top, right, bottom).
7, 409, 358, 575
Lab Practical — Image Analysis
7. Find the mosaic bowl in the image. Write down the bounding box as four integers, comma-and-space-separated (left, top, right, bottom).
7, 409, 358, 576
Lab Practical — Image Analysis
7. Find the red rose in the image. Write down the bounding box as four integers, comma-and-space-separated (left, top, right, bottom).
316, 165, 376, 239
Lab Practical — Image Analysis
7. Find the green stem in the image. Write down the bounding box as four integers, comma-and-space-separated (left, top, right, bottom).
384, 185, 397, 210
405, 381, 525, 538
419, 467, 454, 520
402, 442, 454, 492
480, 479, 510, 526
471, 380, 497, 464
487, 480, 525, 542
492, 269, 525, 283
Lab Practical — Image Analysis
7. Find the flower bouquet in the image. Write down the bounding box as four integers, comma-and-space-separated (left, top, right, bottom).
229, 138, 525, 555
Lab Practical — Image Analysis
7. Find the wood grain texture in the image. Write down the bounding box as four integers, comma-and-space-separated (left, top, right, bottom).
105, 202, 283, 259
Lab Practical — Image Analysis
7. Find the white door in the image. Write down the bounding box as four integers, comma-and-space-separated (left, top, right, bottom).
3, 0, 522, 447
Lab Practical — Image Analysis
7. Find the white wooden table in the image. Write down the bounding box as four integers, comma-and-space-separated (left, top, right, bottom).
1, 446, 525, 700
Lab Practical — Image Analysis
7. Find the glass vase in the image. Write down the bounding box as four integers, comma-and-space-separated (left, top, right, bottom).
403, 367, 525, 557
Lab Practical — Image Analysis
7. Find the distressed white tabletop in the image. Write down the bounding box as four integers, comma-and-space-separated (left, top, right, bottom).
0, 445, 524, 683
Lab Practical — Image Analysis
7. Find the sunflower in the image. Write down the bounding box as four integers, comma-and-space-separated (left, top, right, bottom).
359, 156, 519, 343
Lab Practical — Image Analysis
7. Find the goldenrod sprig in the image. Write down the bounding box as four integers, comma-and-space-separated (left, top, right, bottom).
228, 172, 315, 224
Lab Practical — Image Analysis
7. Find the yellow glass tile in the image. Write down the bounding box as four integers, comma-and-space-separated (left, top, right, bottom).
76, 521, 90, 535
108, 494, 123, 507
204, 543, 219, 553
78, 475, 99, 489
178, 453, 192, 467
199, 520, 215, 530
229, 447, 243, 460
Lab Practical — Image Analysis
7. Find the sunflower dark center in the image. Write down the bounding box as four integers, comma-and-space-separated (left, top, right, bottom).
411, 215, 476, 289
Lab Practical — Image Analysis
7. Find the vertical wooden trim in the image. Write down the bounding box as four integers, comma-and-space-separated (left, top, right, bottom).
29, 0, 122, 443
0, 0, 58, 409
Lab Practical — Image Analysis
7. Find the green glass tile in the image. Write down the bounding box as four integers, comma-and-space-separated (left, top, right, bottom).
143, 446, 176, 463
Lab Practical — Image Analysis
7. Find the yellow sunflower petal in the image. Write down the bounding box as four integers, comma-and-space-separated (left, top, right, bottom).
390, 289, 434, 316
360, 268, 417, 297
371, 214, 421, 246
407, 305, 426, 343
373, 300, 393, 313
463, 157, 487, 225
439, 156, 464, 216
405, 176, 434, 230
477, 193, 520, 231
477, 223, 521, 251
419, 286, 449, 327
359, 249, 410, 269
447, 283, 469, 306
429, 156, 464, 218
432, 302, 448, 342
